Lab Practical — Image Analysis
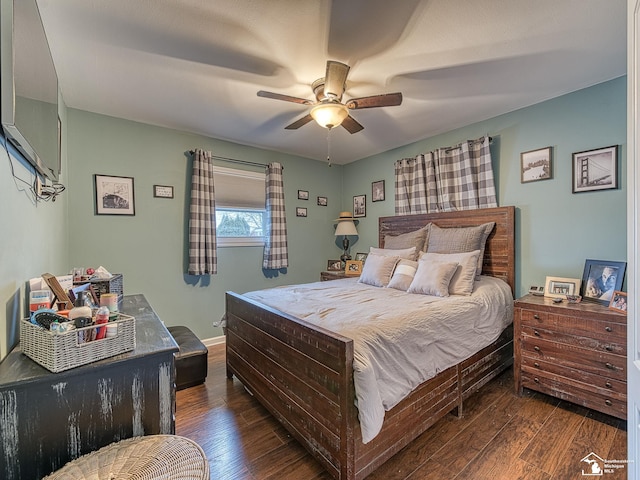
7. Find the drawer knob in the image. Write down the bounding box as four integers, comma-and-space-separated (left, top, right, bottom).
534, 346, 541, 352
605, 382, 613, 389
533, 314, 540, 320
534, 377, 540, 383
534, 330, 540, 337
605, 399, 613, 407
605, 326, 613, 332
534, 362, 540, 368
605, 345, 613, 352
605, 362, 615, 370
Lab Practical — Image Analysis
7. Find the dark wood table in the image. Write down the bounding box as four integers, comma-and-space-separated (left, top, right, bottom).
0, 294, 178, 480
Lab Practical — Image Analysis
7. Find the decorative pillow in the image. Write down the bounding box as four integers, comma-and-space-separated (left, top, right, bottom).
418, 250, 481, 295
358, 254, 400, 287
384, 224, 431, 253
425, 222, 495, 278
369, 246, 417, 261
387, 259, 418, 291
407, 261, 459, 297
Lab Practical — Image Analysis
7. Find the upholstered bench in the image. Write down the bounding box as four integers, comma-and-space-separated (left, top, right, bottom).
167, 325, 208, 390
43, 434, 209, 479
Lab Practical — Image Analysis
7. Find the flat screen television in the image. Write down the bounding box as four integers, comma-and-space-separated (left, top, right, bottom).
1, 0, 60, 182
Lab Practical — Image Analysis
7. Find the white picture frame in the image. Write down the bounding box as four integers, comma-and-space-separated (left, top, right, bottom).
544, 276, 581, 299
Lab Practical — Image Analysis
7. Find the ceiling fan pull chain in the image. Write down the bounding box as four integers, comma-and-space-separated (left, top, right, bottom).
327, 127, 332, 167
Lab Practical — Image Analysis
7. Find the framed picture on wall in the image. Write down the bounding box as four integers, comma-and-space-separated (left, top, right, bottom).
353, 194, 366, 217
372, 180, 385, 202
296, 207, 307, 217
572, 145, 618, 193
317, 196, 327, 206
520, 147, 552, 183
94, 174, 135, 216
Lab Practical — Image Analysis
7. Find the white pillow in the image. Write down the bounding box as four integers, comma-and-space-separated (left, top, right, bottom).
418, 250, 481, 295
387, 259, 418, 291
407, 261, 459, 297
358, 254, 400, 287
369, 246, 417, 260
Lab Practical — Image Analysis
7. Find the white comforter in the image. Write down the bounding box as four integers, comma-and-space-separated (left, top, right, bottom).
241, 276, 513, 443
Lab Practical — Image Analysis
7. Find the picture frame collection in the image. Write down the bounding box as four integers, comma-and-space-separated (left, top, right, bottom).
520, 144, 618, 193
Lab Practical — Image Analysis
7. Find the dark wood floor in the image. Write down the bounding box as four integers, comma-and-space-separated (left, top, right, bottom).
176, 343, 628, 480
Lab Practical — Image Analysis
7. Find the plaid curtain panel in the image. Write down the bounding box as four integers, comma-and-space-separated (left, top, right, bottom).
263, 162, 289, 269
187, 149, 217, 275
395, 136, 497, 214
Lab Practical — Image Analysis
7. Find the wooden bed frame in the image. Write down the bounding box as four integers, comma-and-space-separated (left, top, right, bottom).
225, 206, 515, 480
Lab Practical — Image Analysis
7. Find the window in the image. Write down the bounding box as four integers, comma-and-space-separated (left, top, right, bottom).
213, 166, 265, 247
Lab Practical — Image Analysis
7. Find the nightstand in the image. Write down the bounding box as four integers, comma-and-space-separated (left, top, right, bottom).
514, 294, 626, 419
320, 271, 353, 281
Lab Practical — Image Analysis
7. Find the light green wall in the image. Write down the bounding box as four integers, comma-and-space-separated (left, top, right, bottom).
65, 110, 344, 339
0, 91, 69, 360
0, 77, 627, 353
341, 77, 627, 298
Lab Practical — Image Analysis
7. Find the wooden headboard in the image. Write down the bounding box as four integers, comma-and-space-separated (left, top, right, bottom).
379, 206, 516, 293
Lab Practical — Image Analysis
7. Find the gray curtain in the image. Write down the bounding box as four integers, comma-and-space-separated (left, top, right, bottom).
395, 135, 497, 214
263, 162, 288, 269
187, 149, 217, 275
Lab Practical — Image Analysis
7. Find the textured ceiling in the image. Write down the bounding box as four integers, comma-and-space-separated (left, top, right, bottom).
37, 0, 627, 164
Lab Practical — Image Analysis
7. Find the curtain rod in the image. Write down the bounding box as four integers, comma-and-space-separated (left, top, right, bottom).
188, 150, 268, 169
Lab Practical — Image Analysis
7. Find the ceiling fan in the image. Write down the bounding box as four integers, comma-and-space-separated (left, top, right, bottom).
257, 60, 402, 134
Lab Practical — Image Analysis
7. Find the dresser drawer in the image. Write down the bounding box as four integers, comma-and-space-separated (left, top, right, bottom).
519, 309, 625, 341
521, 336, 626, 381
521, 356, 626, 400
521, 369, 626, 419
520, 325, 626, 355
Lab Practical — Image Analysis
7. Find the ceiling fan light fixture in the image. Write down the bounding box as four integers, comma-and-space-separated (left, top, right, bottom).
310, 102, 349, 129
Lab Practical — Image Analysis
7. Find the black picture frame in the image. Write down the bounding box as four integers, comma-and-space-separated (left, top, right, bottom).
372, 180, 385, 202
296, 207, 307, 217
297, 190, 309, 200
317, 196, 327, 206
353, 194, 366, 218
153, 184, 174, 198
94, 174, 135, 216
572, 145, 618, 193
580, 259, 626, 305
520, 146, 552, 183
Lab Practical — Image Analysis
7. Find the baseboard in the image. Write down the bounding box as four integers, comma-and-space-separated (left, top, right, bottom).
202, 335, 225, 347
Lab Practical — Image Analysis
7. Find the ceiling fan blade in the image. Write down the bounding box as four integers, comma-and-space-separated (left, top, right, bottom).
324, 61, 350, 99
285, 114, 314, 130
346, 92, 403, 109
341, 115, 364, 134
257, 90, 313, 105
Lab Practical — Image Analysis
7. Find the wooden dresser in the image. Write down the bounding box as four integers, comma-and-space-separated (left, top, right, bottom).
514, 294, 627, 420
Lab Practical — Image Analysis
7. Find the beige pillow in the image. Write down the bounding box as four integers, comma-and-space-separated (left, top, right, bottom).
384, 224, 430, 252
358, 254, 400, 287
426, 222, 495, 277
387, 259, 418, 291
407, 261, 459, 297
419, 250, 481, 295
369, 246, 417, 260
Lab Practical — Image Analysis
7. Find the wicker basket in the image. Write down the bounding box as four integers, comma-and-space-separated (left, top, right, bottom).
43, 435, 209, 479
20, 314, 136, 373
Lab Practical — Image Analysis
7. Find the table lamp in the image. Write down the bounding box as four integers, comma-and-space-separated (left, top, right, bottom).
334, 212, 358, 263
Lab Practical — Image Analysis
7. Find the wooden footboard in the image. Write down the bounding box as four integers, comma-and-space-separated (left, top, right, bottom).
226, 292, 513, 480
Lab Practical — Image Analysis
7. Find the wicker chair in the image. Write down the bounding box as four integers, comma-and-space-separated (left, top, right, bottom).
43, 435, 209, 479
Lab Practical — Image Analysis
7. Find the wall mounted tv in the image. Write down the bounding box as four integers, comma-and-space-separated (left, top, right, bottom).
1, 0, 60, 182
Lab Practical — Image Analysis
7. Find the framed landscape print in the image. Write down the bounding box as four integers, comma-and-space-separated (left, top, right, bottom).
521, 147, 552, 183
572, 145, 618, 193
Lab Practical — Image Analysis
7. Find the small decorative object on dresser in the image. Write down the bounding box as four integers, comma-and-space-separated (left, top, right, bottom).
344, 260, 363, 276
354, 252, 368, 264
514, 294, 627, 420
543, 276, 580, 299
580, 259, 626, 305
609, 291, 627, 313
327, 259, 343, 271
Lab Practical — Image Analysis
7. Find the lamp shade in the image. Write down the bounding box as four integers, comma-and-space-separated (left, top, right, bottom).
310, 102, 349, 129
335, 220, 358, 236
